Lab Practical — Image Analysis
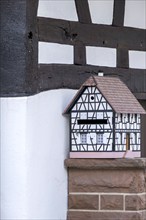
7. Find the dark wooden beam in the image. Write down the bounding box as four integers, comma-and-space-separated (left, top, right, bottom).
112, 0, 125, 26
117, 47, 129, 68
38, 64, 146, 99
0, 0, 39, 97
38, 17, 146, 51
112, 0, 128, 68
75, 0, 92, 24
74, 41, 86, 65
74, 0, 91, 65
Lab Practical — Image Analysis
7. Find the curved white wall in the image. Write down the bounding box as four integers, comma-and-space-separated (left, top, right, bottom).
25, 89, 76, 219
0, 89, 76, 219
1, 98, 27, 219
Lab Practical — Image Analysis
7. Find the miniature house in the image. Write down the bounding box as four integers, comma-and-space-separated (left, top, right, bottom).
64, 76, 146, 158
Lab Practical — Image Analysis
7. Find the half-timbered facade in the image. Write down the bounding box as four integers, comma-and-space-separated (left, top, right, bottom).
1, 1, 146, 219
64, 76, 145, 158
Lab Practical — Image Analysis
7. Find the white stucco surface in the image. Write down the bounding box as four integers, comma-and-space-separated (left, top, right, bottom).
124, 0, 146, 29
86, 46, 116, 67
39, 42, 73, 64
37, 0, 78, 21
0, 98, 28, 219
129, 51, 146, 69
0, 89, 77, 220
88, 0, 114, 24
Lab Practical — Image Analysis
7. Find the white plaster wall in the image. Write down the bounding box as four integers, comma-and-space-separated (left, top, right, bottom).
88, 0, 114, 24
38, 0, 78, 21
0, 98, 27, 219
0, 89, 76, 220
26, 89, 76, 219
86, 46, 116, 67
129, 51, 146, 69
124, 0, 146, 29
39, 42, 73, 64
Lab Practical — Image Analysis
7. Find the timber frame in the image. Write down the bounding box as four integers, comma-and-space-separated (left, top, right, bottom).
0, 0, 145, 98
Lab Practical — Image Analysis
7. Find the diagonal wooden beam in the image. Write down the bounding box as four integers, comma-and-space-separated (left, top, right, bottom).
75, 0, 92, 24
112, 0, 125, 26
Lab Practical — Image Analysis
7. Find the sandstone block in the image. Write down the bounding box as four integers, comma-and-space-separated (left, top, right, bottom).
69, 169, 145, 193
68, 211, 144, 220
69, 194, 99, 210
125, 194, 146, 210
101, 194, 123, 210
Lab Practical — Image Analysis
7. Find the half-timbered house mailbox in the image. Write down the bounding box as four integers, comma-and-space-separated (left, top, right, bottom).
64, 76, 146, 158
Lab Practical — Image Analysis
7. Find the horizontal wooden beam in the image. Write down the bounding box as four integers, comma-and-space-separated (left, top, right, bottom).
38, 64, 146, 99
38, 17, 146, 51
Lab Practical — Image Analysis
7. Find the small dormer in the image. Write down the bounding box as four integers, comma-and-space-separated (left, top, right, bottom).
64, 76, 146, 158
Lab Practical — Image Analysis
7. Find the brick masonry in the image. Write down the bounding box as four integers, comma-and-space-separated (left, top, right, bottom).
65, 158, 146, 220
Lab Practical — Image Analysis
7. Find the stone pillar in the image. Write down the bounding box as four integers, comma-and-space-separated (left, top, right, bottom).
65, 158, 146, 220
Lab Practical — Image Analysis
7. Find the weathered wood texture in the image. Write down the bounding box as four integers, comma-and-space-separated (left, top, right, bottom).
38, 17, 146, 51
0, 0, 39, 96
75, 0, 91, 24
38, 64, 146, 99
113, 0, 129, 68
74, 0, 91, 64
117, 47, 129, 68
112, 0, 125, 26
74, 42, 86, 65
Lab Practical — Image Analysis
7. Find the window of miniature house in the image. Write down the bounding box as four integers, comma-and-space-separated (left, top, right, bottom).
97, 133, 104, 144
80, 133, 87, 144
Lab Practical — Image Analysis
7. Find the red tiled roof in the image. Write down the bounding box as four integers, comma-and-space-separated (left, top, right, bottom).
64, 76, 146, 114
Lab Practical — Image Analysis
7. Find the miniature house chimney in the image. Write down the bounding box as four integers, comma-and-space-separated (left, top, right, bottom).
98, 71, 104, 77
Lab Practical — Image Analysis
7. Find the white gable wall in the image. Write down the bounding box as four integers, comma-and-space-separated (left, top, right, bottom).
71, 87, 113, 152
1, 0, 145, 219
